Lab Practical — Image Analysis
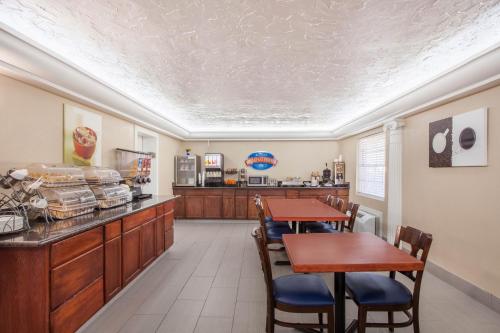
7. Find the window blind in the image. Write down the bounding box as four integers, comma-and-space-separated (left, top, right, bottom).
357, 133, 386, 199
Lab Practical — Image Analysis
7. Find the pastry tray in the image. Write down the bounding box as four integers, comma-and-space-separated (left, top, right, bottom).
28, 163, 86, 187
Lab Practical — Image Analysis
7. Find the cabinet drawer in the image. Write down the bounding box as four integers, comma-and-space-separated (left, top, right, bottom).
123, 207, 156, 232
222, 189, 235, 197
51, 245, 104, 310
164, 200, 175, 212
105, 220, 121, 241
50, 277, 104, 333
156, 204, 165, 216
51, 227, 103, 268
235, 189, 248, 197
337, 189, 349, 196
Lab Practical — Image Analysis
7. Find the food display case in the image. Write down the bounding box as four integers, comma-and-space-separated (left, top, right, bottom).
83, 166, 130, 208
27, 163, 86, 187
91, 184, 130, 208
83, 167, 122, 185
39, 185, 97, 219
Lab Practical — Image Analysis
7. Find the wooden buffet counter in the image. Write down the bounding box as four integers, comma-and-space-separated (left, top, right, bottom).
173, 185, 349, 219
0, 195, 176, 333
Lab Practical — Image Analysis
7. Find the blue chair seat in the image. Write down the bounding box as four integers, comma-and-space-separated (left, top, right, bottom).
266, 221, 290, 229
273, 274, 334, 307
306, 222, 335, 232
265, 216, 291, 230
346, 272, 412, 306
318, 228, 339, 233
266, 226, 293, 241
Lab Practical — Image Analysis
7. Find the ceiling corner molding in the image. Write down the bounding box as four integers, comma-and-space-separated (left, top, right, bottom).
0, 28, 189, 140
332, 45, 500, 140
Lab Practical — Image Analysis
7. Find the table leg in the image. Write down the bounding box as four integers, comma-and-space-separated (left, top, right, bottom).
334, 272, 346, 332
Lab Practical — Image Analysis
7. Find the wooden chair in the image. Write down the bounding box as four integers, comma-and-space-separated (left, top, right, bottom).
345, 225, 433, 333
305, 196, 340, 233
308, 201, 358, 234
340, 202, 359, 232
252, 227, 335, 333
255, 196, 293, 249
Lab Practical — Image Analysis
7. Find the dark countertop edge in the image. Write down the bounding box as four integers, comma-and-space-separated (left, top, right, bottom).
0, 195, 178, 248
173, 185, 350, 189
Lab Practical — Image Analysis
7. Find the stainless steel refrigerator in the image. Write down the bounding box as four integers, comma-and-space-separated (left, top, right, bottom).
174, 155, 201, 186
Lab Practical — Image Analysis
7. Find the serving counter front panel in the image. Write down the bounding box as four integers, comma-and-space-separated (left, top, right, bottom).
0, 196, 176, 333
173, 186, 349, 219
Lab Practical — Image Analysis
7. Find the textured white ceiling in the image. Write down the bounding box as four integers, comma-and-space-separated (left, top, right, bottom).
1, 0, 500, 133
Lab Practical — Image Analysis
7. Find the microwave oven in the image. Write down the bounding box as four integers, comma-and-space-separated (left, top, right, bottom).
247, 175, 269, 186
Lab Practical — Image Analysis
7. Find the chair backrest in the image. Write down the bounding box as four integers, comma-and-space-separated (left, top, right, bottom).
341, 202, 359, 232
324, 194, 333, 204
252, 226, 274, 302
391, 225, 433, 304
336, 198, 347, 213
254, 196, 270, 244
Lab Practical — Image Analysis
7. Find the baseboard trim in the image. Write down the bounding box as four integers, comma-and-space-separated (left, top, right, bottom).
427, 260, 500, 314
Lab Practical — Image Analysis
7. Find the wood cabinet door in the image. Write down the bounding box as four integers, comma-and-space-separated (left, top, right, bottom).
122, 226, 141, 286
204, 196, 222, 218
165, 228, 174, 250
164, 211, 174, 231
141, 219, 156, 268
222, 196, 235, 219
247, 198, 258, 219
174, 196, 185, 218
185, 196, 203, 218
156, 216, 165, 256
105, 236, 122, 302
235, 196, 248, 219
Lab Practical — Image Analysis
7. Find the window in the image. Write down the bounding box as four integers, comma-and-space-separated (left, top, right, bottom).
357, 133, 386, 200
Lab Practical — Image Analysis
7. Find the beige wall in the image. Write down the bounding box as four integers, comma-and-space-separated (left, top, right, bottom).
403, 84, 500, 298
180, 140, 340, 181
339, 128, 388, 234
0, 74, 181, 195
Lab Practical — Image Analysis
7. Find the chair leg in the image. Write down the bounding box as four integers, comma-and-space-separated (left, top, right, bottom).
318, 313, 323, 333
357, 307, 367, 333
266, 303, 275, 333
327, 308, 334, 333
388, 311, 394, 332
413, 307, 420, 333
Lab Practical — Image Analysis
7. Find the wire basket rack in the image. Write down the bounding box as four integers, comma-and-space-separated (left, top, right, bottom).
0, 193, 29, 235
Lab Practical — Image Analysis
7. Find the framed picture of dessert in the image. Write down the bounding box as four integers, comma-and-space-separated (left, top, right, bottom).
63, 104, 102, 166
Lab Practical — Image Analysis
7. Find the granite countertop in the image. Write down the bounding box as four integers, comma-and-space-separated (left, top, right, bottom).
173, 184, 350, 189
0, 195, 177, 248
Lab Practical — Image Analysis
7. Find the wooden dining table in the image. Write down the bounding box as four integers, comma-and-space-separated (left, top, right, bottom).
282, 232, 424, 333
266, 198, 349, 233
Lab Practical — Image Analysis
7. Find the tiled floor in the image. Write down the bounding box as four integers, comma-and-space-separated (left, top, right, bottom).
79, 221, 500, 333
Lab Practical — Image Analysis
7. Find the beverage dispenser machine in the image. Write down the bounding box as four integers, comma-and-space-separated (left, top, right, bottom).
204, 153, 224, 187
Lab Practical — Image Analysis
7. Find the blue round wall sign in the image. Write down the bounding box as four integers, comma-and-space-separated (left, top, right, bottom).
244, 151, 278, 170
